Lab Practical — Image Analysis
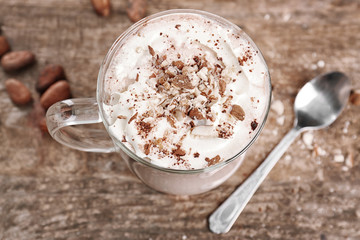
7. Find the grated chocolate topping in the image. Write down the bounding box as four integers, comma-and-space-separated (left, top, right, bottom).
105, 16, 267, 170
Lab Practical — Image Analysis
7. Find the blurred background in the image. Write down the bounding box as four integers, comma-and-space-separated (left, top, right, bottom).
0, 0, 359, 239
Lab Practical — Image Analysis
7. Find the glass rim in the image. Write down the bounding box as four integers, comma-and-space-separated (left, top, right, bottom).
97, 9, 272, 174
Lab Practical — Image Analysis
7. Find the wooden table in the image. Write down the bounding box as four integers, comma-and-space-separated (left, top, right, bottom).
1, 0, 359, 239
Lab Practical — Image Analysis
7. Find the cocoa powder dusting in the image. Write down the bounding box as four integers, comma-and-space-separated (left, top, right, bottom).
138, 121, 152, 134
237, 50, 252, 66
238, 56, 246, 66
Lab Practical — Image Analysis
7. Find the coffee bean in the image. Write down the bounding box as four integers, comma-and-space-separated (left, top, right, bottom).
39, 117, 48, 133
40, 80, 71, 109
1, 50, 35, 72
0, 36, 10, 57
5, 78, 32, 106
37, 64, 65, 93
91, 0, 111, 17
127, 0, 147, 23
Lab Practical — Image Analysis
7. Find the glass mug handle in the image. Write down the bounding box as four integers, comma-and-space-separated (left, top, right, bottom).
46, 98, 116, 153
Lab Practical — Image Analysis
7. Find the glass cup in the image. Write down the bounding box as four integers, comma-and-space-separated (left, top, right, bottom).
46, 9, 271, 195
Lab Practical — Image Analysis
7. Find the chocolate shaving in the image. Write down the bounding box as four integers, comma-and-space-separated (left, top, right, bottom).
122, 136, 127, 142
144, 143, 151, 155
167, 115, 176, 128
200, 92, 207, 97
162, 81, 170, 90
175, 24, 181, 29
199, 60, 208, 69
205, 155, 221, 166
219, 79, 226, 97
165, 69, 176, 78
135, 73, 139, 82
153, 138, 165, 151
193, 56, 203, 68
172, 75, 194, 89
128, 112, 138, 124
206, 114, 215, 122
215, 64, 223, 71
217, 122, 234, 139
157, 112, 165, 118
208, 95, 218, 103
251, 120, 258, 131
193, 152, 200, 158
142, 110, 153, 118
148, 45, 155, 56
193, 56, 200, 63
172, 146, 186, 156
149, 73, 156, 78
172, 60, 184, 70
117, 115, 126, 119
155, 55, 165, 65
188, 108, 205, 120
230, 105, 245, 121
157, 76, 166, 85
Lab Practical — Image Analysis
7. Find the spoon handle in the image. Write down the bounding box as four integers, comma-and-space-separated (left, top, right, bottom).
209, 125, 302, 234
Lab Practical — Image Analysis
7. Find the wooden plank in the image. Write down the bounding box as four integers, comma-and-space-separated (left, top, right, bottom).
0, 0, 359, 239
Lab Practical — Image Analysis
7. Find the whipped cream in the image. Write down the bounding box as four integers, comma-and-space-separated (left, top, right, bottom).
103, 13, 269, 170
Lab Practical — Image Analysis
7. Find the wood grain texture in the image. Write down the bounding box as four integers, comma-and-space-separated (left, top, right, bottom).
1, 0, 360, 239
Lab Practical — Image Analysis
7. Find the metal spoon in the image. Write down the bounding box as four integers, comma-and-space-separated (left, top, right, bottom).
209, 71, 351, 234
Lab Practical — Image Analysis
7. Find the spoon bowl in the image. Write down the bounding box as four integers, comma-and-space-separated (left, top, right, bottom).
295, 72, 351, 129
209, 71, 351, 234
